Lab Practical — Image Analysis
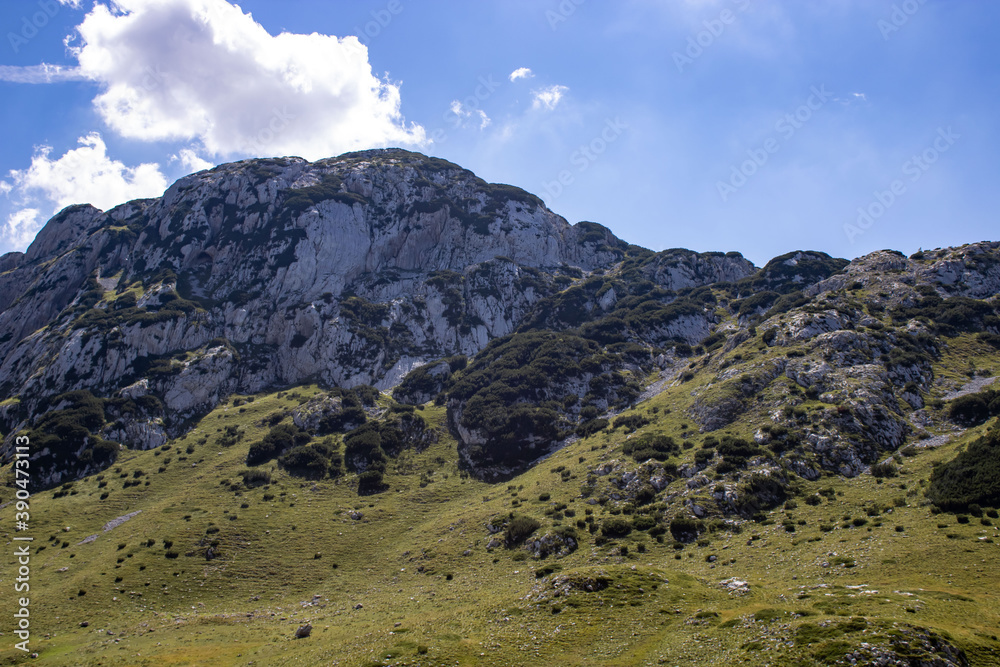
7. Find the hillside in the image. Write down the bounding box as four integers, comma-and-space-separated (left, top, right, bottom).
1, 150, 999, 666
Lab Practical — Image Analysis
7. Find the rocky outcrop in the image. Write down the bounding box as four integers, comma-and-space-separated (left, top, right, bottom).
0, 150, 632, 431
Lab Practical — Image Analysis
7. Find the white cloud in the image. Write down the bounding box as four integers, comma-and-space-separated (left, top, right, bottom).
448, 101, 491, 130
8, 132, 168, 215
4, 209, 42, 251
531, 84, 569, 111
173, 148, 214, 173
68, 0, 425, 160
0, 181, 11, 196
58, 0, 83, 7
509, 67, 533, 82
0, 64, 87, 84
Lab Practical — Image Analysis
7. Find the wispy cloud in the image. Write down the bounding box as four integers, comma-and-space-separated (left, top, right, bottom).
531, 84, 569, 111
449, 101, 491, 130
0, 64, 87, 84
509, 67, 533, 82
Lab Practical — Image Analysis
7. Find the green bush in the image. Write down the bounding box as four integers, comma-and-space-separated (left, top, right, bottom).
949, 390, 1000, 426
357, 470, 386, 495
278, 445, 330, 478
731, 474, 788, 518
240, 469, 271, 487
612, 414, 651, 432
247, 423, 310, 466
631, 515, 657, 531
669, 517, 699, 543
927, 422, 1000, 511
505, 516, 541, 547
623, 434, 679, 462
871, 462, 898, 479
576, 418, 609, 437
601, 517, 633, 538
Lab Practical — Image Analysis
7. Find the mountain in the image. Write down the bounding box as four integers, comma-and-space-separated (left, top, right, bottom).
1, 150, 999, 666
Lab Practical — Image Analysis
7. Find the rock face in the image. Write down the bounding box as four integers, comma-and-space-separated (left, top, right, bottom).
2, 148, 998, 493
0, 151, 627, 429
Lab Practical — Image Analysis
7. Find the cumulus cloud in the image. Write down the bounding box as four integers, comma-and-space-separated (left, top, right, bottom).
67, 0, 425, 160
531, 84, 569, 111
3, 133, 169, 249
4, 209, 42, 251
173, 147, 214, 174
509, 67, 533, 82
6, 131, 168, 221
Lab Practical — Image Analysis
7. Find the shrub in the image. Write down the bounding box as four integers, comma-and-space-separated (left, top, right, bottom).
247, 423, 310, 465
240, 469, 272, 487
633, 486, 657, 505
505, 516, 541, 547
669, 517, 699, 543
278, 445, 331, 478
613, 414, 651, 433
949, 395, 992, 426
576, 418, 609, 438
731, 474, 788, 518
601, 517, 633, 538
926, 421, 1000, 511
631, 515, 657, 532
357, 470, 386, 495
871, 462, 898, 479
623, 434, 679, 462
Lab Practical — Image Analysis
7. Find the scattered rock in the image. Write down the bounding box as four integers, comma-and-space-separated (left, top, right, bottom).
294, 624, 312, 639
719, 578, 750, 595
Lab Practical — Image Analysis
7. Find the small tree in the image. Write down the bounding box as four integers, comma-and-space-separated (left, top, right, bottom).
504, 516, 541, 548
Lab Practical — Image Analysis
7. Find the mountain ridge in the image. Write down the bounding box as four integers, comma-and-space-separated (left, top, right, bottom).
2, 150, 1000, 666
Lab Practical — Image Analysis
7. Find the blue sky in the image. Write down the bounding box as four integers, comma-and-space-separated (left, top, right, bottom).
0, 0, 997, 266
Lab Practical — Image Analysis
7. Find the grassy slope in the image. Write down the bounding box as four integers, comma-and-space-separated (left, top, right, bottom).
2, 336, 1000, 667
